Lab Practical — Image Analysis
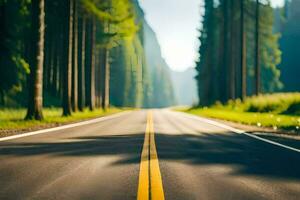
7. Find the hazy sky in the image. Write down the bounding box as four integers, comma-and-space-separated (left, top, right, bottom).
139, 0, 285, 72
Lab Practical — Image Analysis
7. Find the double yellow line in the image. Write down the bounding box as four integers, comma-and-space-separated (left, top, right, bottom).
137, 111, 165, 200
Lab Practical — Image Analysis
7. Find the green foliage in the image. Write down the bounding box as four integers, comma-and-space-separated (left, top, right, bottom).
243, 93, 300, 114
109, 2, 175, 108
82, 0, 172, 109
195, 0, 283, 106
275, 0, 300, 92
184, 93, 300, 130
1, 0, 175, 112
186, 107, 300, 130
213, 93, 300, 115
0, 0, 31, 105
195, 0, 216, 106
245, 2, 282, 93
84, 0, 138, 48
284, 102, 300, 115
110, 34, 146, 107
81, 0, 115, 21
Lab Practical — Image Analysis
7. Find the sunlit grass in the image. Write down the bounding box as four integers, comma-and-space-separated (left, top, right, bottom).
186, 108, 300, 130
221, 93, 300, 114
0, 107, 124, 131
182, 93, 300, 131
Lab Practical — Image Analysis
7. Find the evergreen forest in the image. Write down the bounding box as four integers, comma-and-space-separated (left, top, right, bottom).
0, 0, 175, 120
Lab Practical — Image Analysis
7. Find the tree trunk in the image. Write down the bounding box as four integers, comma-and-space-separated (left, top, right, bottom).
240, 0, 247, 101
44, 28, 49, 90
254, 0, 261, 95
55, 31, 63, 96
25, 0, 45, 120
221, 0, 229, 103
78, 14, 86, 111
102, 48, 110, 110
89, 17, 96, 111
52, 28, 59, 95
95, 48, 100, 108
49, 32, 56, 89
217, 25, 225, 102
71, 0, 78, 112
228, 0, 236, 99
85, 19, 91, 108
62, 0, 73, 116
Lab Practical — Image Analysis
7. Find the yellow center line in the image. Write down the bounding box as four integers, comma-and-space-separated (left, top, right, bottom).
137, 111, 165, 200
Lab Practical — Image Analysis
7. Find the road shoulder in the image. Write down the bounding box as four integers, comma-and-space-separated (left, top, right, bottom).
0, 110, 130, 140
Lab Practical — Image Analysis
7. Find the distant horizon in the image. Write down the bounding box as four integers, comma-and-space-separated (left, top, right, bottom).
139, 0, 285, 72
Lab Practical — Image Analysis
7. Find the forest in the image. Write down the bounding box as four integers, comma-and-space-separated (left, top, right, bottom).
195, 0, 300, 106
1, 0, 300, 131
0, 0, 175, 121
191, 0, 300, 131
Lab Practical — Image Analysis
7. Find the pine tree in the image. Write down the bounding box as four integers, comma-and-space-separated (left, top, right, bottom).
254, 0, 261, 95
90, 17, 96, 111
240, 0, 247, 100
25, 0, 45, 120
72, 0, 79, 112
62, 0, 74, 116
78, 12, 86, 111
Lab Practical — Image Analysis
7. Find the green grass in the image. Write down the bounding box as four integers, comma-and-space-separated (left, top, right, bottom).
183, 93, 300, 131
220, 93, 300, 114
0, 107, 124, 131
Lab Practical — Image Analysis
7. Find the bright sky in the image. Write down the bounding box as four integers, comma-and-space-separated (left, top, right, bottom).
139, 0, 285, 72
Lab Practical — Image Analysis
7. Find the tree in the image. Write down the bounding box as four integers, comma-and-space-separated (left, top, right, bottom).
1, 0, 176, 111
25, 0, 45, 120
62, 0, 74, 116
228, 0, 235, 100
89, 17, 96, 111
195, 0, 282, 105
102, 47, 110, 110
223, 0, 229, 102
195, 0, 217, 106
277, 0, 300, 92
254, 0, 261, 95
78, 11, 86, 111
0, 0, 31, 107
248, 2, 282, 93
72, 0, 79, 112
240, 0, 247, 100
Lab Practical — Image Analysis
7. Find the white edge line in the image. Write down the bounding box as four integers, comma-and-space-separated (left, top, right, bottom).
178, 111, 300, 153
0, 111, 131, 142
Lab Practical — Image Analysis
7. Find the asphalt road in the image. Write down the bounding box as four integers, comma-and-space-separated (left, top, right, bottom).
0, 110, 299, 200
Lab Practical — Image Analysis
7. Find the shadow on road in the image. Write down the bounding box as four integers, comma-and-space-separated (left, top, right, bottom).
0, 131, 299, 180
155, 132, 300, 180
0, 134, 145, 165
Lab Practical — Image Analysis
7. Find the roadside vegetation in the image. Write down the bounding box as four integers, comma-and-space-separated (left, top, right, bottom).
0, 108, 123, 133
194, 0, 300, 134
0, 0, 175, 124
185, 93, 300, 131
1, 0, 174, 136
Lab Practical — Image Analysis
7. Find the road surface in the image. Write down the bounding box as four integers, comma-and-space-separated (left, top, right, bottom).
0, 110, 299, 200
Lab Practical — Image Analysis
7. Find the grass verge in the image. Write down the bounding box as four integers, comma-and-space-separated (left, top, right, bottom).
185, 108, 300, 131
0, 107, 125, 132
181, 93, 300, 132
